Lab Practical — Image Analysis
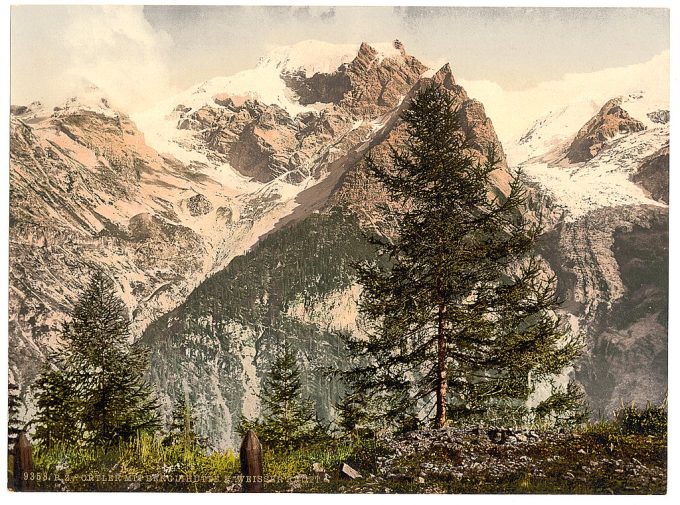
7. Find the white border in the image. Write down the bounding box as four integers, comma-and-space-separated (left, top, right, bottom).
1, 2, 677, 505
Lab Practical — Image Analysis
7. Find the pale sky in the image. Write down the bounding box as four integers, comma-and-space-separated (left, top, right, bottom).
10, 5, 670, 113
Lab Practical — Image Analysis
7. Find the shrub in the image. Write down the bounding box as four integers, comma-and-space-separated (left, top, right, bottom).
615, 400, 667, 436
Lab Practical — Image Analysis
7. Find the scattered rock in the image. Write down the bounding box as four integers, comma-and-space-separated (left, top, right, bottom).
339, 462, 362, 480
647, 109, 669, 124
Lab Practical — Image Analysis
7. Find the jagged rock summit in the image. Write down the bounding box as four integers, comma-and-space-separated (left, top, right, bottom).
135, 40, 431, 183
566, 97, 646, 163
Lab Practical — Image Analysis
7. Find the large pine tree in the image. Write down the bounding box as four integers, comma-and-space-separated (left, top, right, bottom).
345, 83, 584, 429
32, 272, 160, 446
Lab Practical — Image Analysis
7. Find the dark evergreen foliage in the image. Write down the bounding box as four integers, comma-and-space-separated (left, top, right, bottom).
8, 383, 25, 449
615, 400, 667, 436
535, 380, 590, 428
336, 389, 378, 439
239, 341, 328, 451
164, 394, 203, 448
32, 272, 160, 447
344, 83, 584, 429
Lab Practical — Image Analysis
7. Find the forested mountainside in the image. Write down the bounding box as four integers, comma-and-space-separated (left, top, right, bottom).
140, 208, 375, 448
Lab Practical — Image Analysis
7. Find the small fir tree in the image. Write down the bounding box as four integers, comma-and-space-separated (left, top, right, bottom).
336, 390, 367, 438
165, 393, 202, 448
344, 83, 584, 429
240, 341, 326, 451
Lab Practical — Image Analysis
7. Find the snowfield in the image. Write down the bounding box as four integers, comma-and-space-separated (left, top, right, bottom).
517, 93, 668, 221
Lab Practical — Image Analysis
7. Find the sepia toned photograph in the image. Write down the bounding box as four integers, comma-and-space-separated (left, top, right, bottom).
6, 3, 670, 494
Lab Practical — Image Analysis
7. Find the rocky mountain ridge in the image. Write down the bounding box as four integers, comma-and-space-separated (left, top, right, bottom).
8, 40, 669, 450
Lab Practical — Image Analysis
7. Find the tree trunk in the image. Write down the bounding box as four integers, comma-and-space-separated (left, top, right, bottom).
435, 302, 447, 428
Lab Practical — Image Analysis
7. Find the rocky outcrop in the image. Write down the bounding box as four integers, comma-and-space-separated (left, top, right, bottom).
567, 98, 646, 163
647, 109, 669, 124
282, 40, 428, 115
338, 40, 427, 117
185, 193, 214, 216
176, 96, 358, 183
329, 62, 511, 231
282, 70, 353, 105
538, 204, 668, 416
632, 145, 669, 203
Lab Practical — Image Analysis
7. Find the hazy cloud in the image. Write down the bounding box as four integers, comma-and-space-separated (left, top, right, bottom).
11, 5, 177, 112
11, 6, 669, 114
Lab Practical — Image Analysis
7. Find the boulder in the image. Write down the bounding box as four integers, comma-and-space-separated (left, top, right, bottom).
186, 193, 213, 216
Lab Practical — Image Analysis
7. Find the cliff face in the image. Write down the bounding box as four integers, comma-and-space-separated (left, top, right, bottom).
537, 205, 668, 415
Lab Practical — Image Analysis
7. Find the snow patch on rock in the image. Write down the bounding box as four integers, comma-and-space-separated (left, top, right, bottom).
521, 126, 668, 221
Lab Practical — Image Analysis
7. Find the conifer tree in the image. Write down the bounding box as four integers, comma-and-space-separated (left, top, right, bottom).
166, 393, 202, 448
8, 383, 25, 448
32, 272, 160, 446
32, 366, 81, 446
345, 83, 584, 429
336, 389, 377, 438
240, 341, 326, 451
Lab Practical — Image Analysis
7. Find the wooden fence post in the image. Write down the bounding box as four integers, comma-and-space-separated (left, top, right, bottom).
13, 433, 35, 491
239, 430, 263, 492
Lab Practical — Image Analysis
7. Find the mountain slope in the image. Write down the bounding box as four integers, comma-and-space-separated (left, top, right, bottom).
8, 41, 432, 415
138, 52, 516, 449
516, 89, 669, 415
9, 41, 467, 429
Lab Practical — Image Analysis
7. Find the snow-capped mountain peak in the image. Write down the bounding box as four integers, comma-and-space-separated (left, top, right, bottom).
517, 89, 668, 222
257, 39, 405, 76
